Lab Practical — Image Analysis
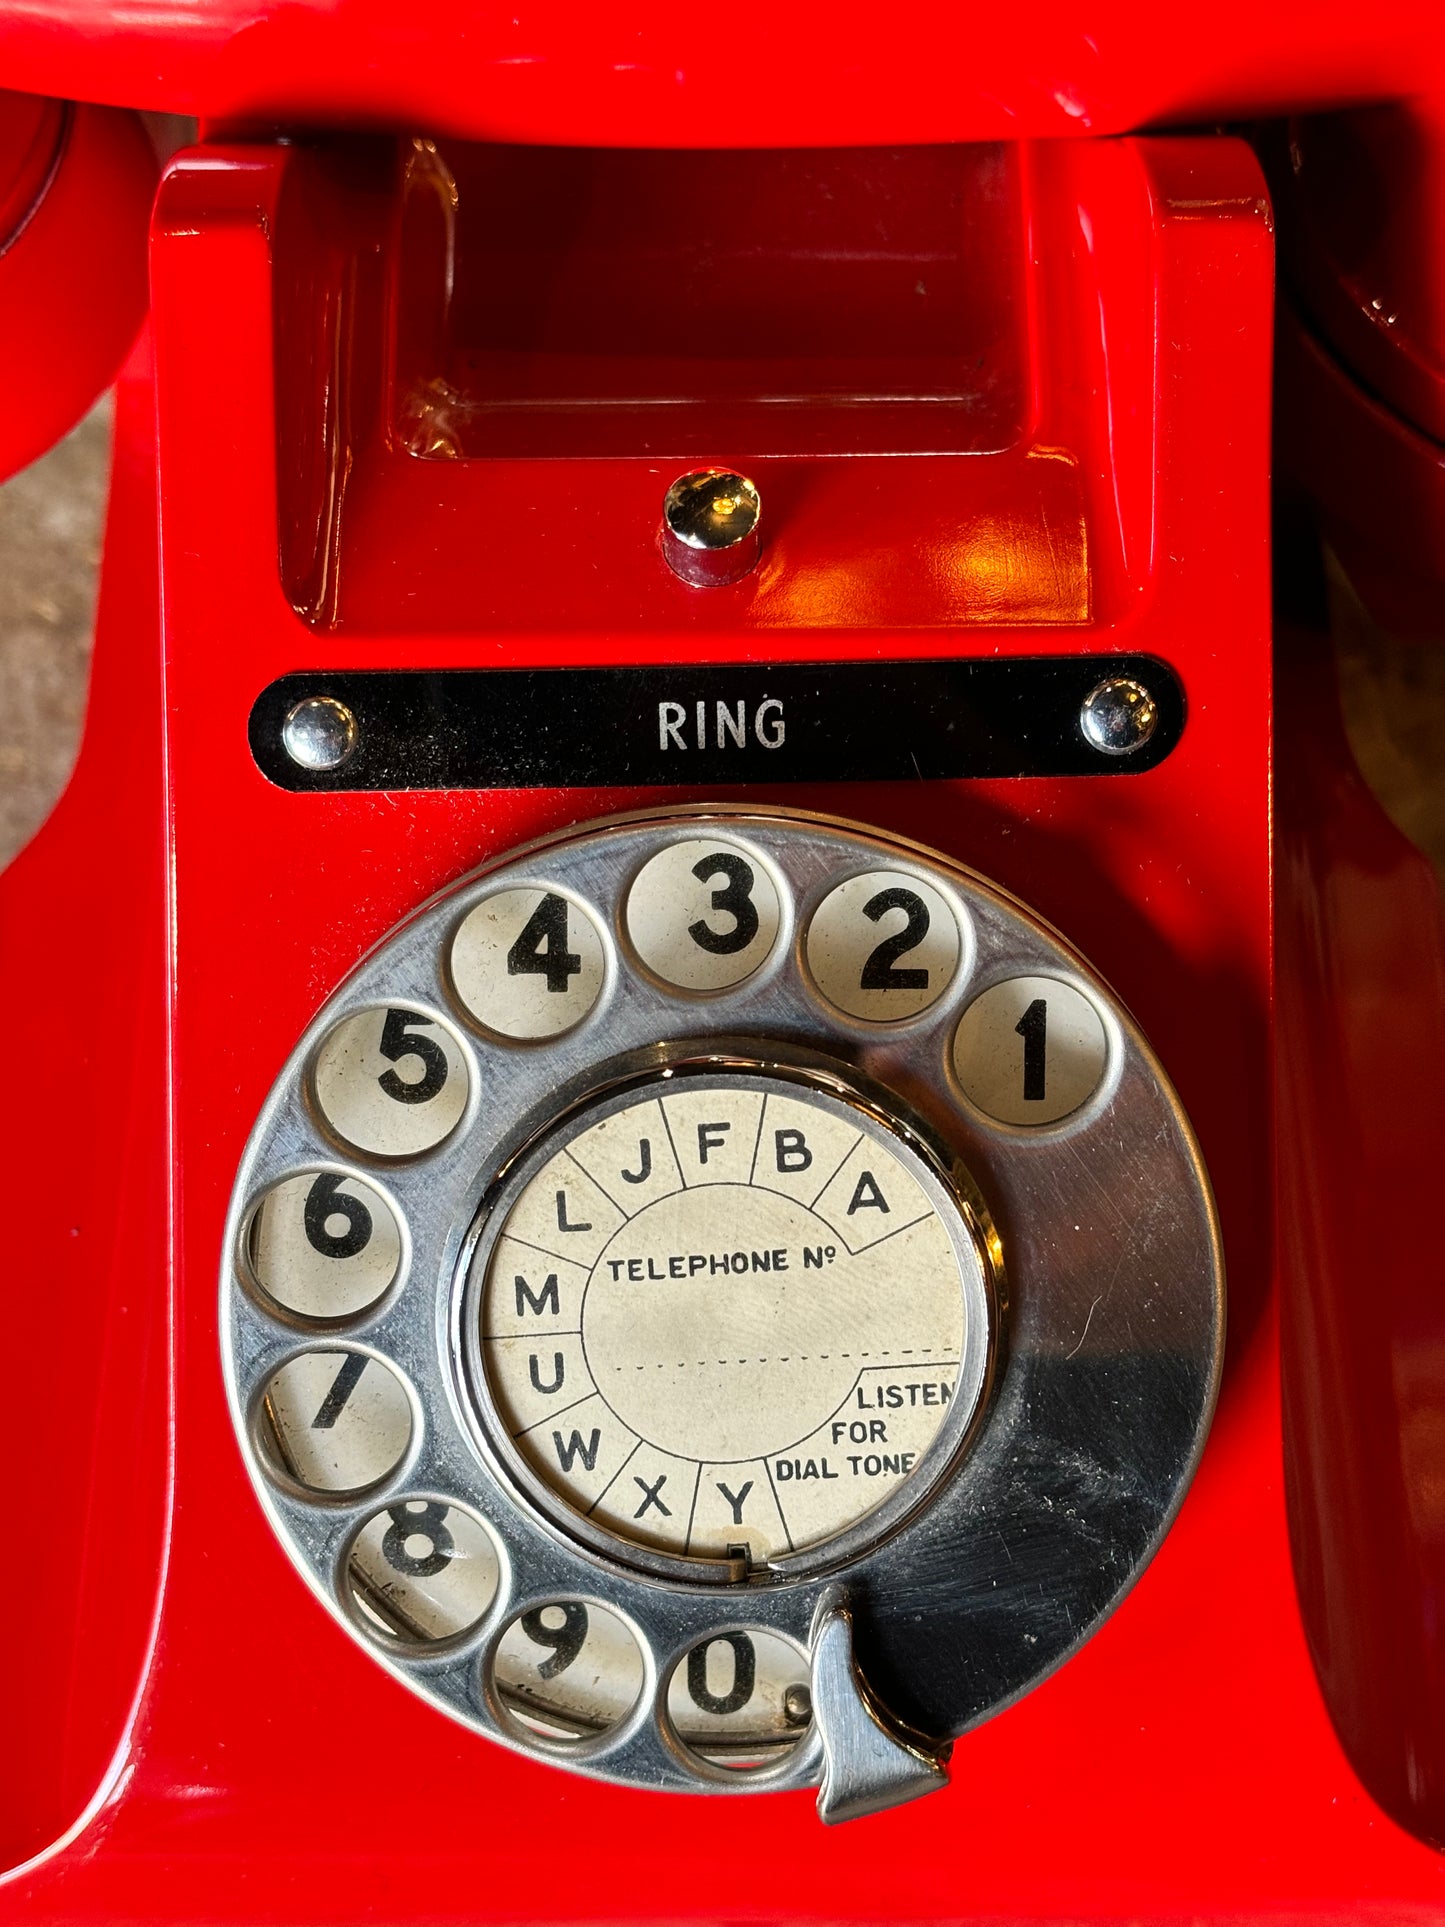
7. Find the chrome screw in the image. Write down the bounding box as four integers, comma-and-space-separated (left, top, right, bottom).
660, 469, 761, 587
282, 695, 358, 772
1080, 677, 1159, 756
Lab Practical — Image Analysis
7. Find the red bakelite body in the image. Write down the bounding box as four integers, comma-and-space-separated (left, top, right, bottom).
0, 0, 1440, 146
0, 89, 153, 482
0, 5, 1444, 1915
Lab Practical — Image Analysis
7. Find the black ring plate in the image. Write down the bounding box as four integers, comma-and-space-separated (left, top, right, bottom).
250, 656, 1185, 792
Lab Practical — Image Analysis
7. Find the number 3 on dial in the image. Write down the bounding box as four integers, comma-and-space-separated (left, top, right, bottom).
626, 839, 782, 991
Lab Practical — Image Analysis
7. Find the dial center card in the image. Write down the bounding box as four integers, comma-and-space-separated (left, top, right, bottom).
475, 1075, 978, 1566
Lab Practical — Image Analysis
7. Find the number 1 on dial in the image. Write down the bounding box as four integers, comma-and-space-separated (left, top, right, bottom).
954, 975, 1108, 1127
1014, 997, 1048, 1102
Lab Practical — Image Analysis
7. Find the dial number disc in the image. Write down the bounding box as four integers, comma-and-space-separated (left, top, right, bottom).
258, 1350, 412, 1495
493, 1601, 645, 1745
450, 886, 606, 1040
248, 1170, 402, 1319
312, 1006, 470, 1157
667, 1628, 814, 1772
476, 1075, 978, 1567
347, 1500, 500, 1645
625, 838, 782, 991
806, 870, 963, 1022
953, 975, 1108, 1125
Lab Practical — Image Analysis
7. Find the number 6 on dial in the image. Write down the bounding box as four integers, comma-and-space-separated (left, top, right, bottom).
247, 1169, 403, 1319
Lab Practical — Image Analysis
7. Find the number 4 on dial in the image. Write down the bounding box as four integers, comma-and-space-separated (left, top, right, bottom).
451, 885, 606, 1040
507, 893, 584, 994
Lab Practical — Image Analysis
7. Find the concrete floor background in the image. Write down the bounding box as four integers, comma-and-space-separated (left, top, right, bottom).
0, 400, 110, 867
0, 404, 1441, 885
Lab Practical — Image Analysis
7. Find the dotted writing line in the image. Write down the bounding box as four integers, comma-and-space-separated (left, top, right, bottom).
617, 1348, 943, 1371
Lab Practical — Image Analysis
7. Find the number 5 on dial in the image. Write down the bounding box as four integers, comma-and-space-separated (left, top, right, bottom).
312, 1006, 471, 1157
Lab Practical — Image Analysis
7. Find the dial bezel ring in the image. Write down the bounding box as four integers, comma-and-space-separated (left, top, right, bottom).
220, 802, 1225, 1792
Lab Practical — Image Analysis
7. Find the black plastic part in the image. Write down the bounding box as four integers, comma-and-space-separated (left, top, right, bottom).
250, 655, 1185, 792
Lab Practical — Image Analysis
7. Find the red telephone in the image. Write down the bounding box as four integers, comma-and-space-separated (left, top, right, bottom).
2, 6, 1445, 1918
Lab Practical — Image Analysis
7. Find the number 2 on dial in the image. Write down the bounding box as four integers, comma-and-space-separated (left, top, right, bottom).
859, 886, 931, 991
806, 869, 961, 1021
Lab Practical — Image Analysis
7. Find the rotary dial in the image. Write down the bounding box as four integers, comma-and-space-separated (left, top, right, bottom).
223, 804, 1222, 1818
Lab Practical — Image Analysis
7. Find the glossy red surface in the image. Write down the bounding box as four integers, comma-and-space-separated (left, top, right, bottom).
1276, 104, 1445, 447
393, 143, 1029, 463
1276, 572, 1445, 1854
0, 123, 1443, 1921
276, 137, 1096, 633
0, 94, 154, 484
1277, 301, 1445, 632
0, 339, 170, 1875
0, 0, 1443, 145
1268, 101, 1445, 630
